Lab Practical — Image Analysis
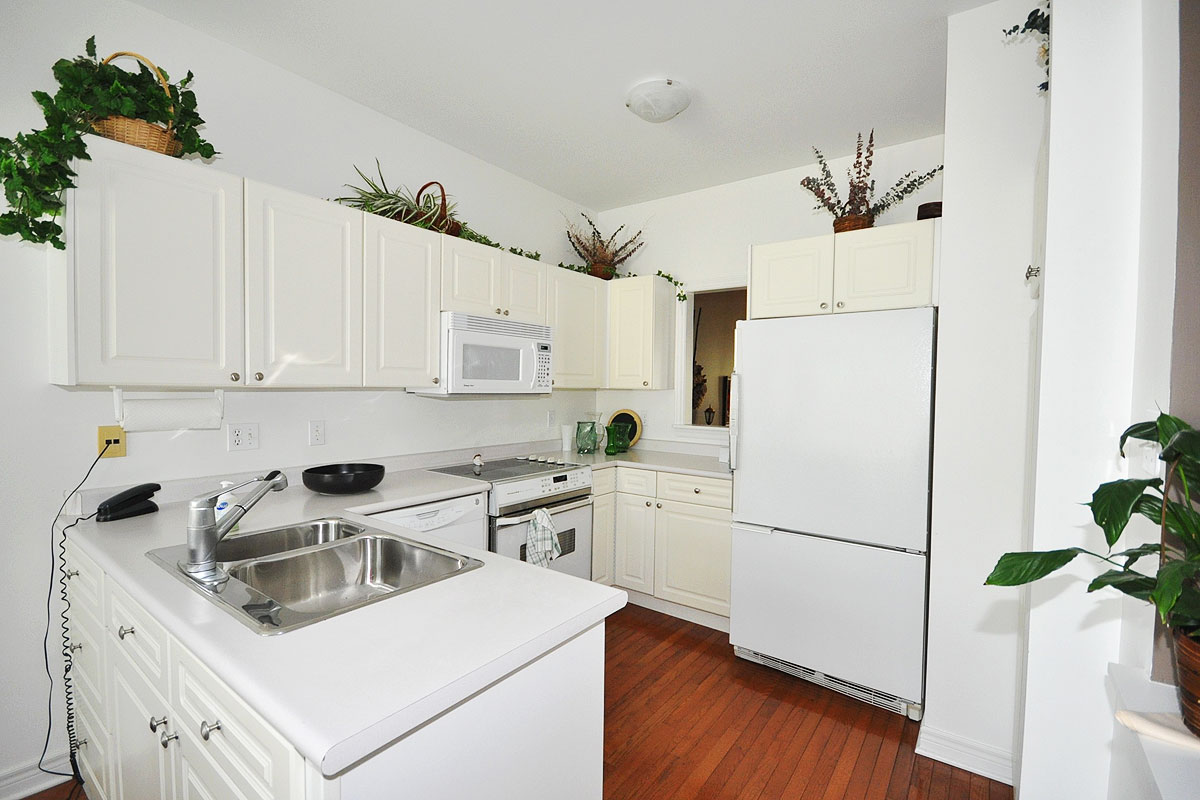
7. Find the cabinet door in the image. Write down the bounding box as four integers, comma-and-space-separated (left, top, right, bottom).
175, 728, 253, 800
364, 215, 442, 387
748, 236, 835, 319
548, 268, 606, 388
832, 219, 935, 313
108, 645, 174, 800
245, 181, 364, 386
591, 493, 615, 584
607, 276, 657, 389
653, 501, 732, 616
70, 136, 244, 387
503, 253, 548, 324
441, 237, 506, 317
614, 493, 655, 593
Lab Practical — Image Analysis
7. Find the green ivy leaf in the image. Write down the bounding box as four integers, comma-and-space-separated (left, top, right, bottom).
85, 36, 96, 59
985, 549, 1083, 586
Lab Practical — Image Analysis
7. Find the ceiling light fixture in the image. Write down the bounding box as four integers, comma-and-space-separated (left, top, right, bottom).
625, 78, 691, 124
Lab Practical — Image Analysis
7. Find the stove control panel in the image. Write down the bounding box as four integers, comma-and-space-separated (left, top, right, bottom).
490, 466, 592, 516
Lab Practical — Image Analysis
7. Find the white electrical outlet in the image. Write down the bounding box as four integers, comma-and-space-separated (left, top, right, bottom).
546, 410, 556, 427
227, 423, 260, 451
308, 420, 326, 446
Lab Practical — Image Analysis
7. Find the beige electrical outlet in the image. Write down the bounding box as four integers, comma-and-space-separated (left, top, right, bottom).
98, 425, 126, 458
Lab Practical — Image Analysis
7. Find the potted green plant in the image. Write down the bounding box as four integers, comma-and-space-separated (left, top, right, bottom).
564, 212, 645, 279
986, 413, 1200, 736
799, 130, 943, 233
0, 37, 216, 250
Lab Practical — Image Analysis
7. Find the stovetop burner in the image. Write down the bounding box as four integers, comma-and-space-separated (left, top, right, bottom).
430, 456, 583, 482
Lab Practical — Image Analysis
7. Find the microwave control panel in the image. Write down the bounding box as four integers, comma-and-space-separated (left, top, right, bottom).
535, 342, 552, 390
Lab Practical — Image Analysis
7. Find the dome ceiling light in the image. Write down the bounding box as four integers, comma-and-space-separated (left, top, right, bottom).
625, 78, 691, 124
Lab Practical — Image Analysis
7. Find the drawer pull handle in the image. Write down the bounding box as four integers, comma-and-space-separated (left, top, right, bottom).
149, 715, 168, 733
68, 643, 84, 653
160, 731, 179, 749
77, 738, 88, 750
65, 569, 79, 579
656, 503, 662, 509
694, 487, 701, 494
118, 625, 135, 640
200, 720, 223, 741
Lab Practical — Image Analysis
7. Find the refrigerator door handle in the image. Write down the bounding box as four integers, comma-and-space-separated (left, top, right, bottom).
729, 372, 741, 470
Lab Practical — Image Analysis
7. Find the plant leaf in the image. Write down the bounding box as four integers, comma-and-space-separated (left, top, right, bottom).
985, 549, 1083, 586
1088, 479, 1162, 548
1111, 542, 1162, 568
1163, 429, 1200, 462
1150, 559, 1200, 622
1087, 569, 1157, 601
1119, 420, 1158, 456
1156, 413, 1192, 449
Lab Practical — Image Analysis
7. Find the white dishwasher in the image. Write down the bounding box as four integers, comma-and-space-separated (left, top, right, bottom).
367, 492, 487, 551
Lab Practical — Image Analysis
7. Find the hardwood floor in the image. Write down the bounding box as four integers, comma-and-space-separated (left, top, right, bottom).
605, 604, 1012, 800
22, 778, 85, 800
26, 605, 1012, 800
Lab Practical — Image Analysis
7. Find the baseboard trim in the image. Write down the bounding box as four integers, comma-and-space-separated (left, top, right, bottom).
915, 724, 1014, 785
621, 589, 730, 633
0, 751, 72, 800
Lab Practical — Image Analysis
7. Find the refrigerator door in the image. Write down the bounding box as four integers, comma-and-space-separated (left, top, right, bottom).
730, 523, 927, 702
731, 307, 934, 552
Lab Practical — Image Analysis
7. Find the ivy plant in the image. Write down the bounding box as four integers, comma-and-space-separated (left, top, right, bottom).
0, 37, 215, 250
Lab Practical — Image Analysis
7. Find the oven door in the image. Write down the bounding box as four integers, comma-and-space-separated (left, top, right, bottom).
490, 496, 593, 579
445, 327, 550, 394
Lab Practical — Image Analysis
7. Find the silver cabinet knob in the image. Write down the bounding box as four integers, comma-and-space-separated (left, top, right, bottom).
230, 372, 240, 382
820, 302, 829, 310
254, 372, 264, 382
68, 643, 83, 653
656, 503, 663, 509
495, 308, 502, 315
432, 377, 440, 385
160, 731, 178, 749
503, 309, 510, 316
64, 569, 79, 579
694, 487, 701, 494
118, 625, 135, 640
645, 501, 652, 507
149, 715, 168, 733
76, 738, 88, 749
642, 381, 649, 386
200, 719, 222, 741
836, 301, 845, 309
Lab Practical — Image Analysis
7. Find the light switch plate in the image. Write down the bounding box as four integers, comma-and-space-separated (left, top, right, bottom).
308, 420, 326, 446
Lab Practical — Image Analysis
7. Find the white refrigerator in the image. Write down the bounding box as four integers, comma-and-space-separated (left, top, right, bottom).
728, 307, 935, 719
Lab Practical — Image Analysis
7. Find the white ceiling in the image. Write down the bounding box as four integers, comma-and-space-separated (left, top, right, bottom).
130, 0, 990, 210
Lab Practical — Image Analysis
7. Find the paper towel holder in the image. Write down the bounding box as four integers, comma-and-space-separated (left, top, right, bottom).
112, 388, 226, 427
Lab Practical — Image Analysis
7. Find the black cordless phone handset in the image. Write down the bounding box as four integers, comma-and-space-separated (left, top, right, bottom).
97, 482, 161, 522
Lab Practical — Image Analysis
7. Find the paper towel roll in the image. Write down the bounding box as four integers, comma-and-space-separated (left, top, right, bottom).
561, 424, 573, 451
120, 397, 224, 432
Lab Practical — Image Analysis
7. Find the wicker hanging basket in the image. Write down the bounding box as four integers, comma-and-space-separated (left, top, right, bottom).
90, 51, 183, 157
392, 181, 463, 237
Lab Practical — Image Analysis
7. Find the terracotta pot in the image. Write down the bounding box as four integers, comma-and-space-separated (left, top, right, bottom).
1175, 628, 1200, 737
588, 263, 616, 280
833, 213, 874, 233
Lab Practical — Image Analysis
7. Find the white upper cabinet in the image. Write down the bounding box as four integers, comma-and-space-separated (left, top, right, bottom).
245, 181, 364, 387
607, 275, 676, 390
548, 268, 606, 388
440, 239, 548, 324
363, 215, 442, 388
748, 219, 938, 319
61, 136, 244, 387
748, 235, 835, 319
503, 253, 549, 324
832, 219, 936, 313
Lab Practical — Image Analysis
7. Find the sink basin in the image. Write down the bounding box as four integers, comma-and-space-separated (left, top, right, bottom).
228, 535, 469, 616
214, 517, 364, 562
147, 518, 483, 634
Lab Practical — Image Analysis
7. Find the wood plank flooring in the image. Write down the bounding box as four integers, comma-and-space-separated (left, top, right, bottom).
27, 604, 1013, 800
605, 604, 1012, 800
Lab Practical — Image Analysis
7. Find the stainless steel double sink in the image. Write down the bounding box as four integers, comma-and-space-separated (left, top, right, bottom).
148, 518, 483, 634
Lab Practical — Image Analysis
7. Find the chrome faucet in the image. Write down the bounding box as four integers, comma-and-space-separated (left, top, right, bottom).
181, 470, 288, 586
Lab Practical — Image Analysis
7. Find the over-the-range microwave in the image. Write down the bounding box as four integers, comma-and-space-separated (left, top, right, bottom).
409, 312, 553, 396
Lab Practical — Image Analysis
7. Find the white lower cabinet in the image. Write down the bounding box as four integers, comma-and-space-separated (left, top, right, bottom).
108, 643, 175, 800
591, 493, 615, 584
609, 469, 732, 617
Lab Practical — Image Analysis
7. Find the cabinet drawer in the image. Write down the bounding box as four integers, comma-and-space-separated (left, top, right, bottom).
74, 694, 111, 800
68, 602, 108, 722
105, 582, 170, 696
656, 473, 732, 509
616, 467, 656, 496
171, 643, 297, 800
591, 467, 616, 495
64, 541, 103, 613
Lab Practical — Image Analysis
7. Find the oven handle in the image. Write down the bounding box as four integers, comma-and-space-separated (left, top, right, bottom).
494, 496, 593, 527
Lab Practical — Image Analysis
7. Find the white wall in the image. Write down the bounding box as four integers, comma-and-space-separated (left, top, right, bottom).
1019, 1, 1177, 798
0, 1, 595, 793
914, 0, 1046, 784
592, 135, 945, 440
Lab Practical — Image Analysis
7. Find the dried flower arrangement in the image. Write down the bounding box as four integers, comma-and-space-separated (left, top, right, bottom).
799, 130, 943, 233
564, 212, 645, 279
1005, 1, 1051, 93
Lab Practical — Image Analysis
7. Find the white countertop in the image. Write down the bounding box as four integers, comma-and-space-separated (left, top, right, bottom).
544, 448, 732, 480
67, 466, 627, 776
